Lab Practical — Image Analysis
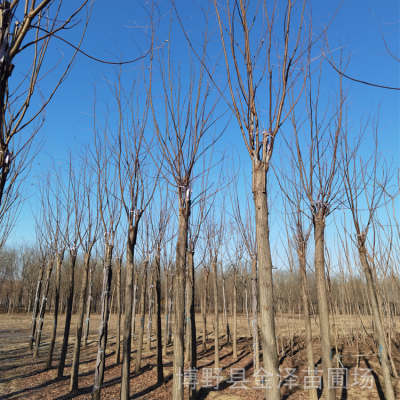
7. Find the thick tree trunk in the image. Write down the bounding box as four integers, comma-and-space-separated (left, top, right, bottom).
313, 218, 334, 400
33, 259, 54, 358
359, 247, 395, 400
299, 252, 317, 400
212, 260, 220, 370
135, 261, 148, 373
92, 243, 113, 400
120, 224, 138, 400
70, 252, 91, 392
155, 249, 164, 385
29, 263, 45, 351
171, 204, 190, 400
58, 251, 77, 378
253, 165, 280, 400
83, 265, 93, 348
46, 253, 64, 369
115, 257, 122, 365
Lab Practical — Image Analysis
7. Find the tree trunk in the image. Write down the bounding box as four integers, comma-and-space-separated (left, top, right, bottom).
202, 271, 209, 352
33, 259, 54, 358
70, 252, 91, 392
299, 252, 317, 400
146, 273, 154, 352
155, 248, 164, 385
135, 261, 148, 373
83, 264, 93, 348
167, 287, 173, 345
185, 250, 197, 399
212, 259, 220, 370
313, 218, 334, 400
221, 265, 230, 346
163, 270, 169, 356
58, 251, 77, 378
132, 273, 139, 346
253, 165, 280, 399
359, 247, 395, 400
29, 263, 45, 351
92, 243, 113, 400
115, 257, 122, 365
46, 252, 64, 369
120, 224, 138, 400
251, 257, 260, 373
171, 204, 190, 400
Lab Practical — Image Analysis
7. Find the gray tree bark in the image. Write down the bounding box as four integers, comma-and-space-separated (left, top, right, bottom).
46, 252, 64, 369
135, 261, 148, 373
299, 252, 317, 400
120, 224, 139, 400
253, 166, 280, 400
92, 243, 113, 400
83, 265, 93, 348
155, 248, 164, 385
29, 262, 45, 351
70, 252, 91, 392
313, 218, 334, 400
33, 259, 54, 358
212, 259, 220, 370
115, 257, 122, 365
58, 250, 77, 378
359, 246, 395, 400
131, 273, 139, 346
171, 203, 190, 400
233, 268, 237, 359
163, 270, 169, 356
251, 257, 260, 373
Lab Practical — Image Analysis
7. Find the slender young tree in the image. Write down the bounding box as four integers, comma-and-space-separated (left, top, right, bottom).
91, 115, 121, 400
340, 121, 396, 399
149, 9, 221, 397
230, 180, 260, 372
28, 229, 47, 351
278, 46, 348, 400
58, 154, 82, 378
70, 152, 99, 392
34, 165, 67, 367
212, 2, 308, 397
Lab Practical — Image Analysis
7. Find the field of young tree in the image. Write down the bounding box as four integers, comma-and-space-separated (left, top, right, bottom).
0, 0, 398, 399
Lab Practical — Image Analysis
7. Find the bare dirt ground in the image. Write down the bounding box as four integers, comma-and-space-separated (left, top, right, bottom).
0, 312, 399, 399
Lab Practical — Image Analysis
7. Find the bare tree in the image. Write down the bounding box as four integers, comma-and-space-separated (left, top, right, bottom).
91, 116, 121, 400
149, 8, 221, 397
0, 0, 90, 236
212, 1, 308, 397
340, 118, 396, 399
70, 149, 99, 392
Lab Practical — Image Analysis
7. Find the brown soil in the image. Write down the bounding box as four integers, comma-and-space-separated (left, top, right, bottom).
0, 312, 398, 399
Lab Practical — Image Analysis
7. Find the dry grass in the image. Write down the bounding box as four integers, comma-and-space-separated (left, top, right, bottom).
0, 311, 399, 399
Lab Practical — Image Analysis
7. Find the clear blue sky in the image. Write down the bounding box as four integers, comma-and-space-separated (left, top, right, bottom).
9, 0, 399, 265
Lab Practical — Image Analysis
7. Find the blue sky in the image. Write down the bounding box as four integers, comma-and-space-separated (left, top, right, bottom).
8, 0, 399, 269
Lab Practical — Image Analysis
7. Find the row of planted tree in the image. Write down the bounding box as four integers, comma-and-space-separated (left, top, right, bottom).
0, 1, 399, 400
